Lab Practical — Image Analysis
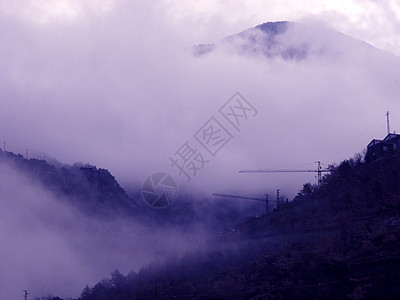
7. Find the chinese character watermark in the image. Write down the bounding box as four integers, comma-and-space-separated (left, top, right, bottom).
141, 92, 258, 208
194, 117, 233, 157
219, 92, 258, 132
169, 92, 257, 183
169, 141, 209, 183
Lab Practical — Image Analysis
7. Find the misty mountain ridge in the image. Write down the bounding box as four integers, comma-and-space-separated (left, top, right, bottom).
0, 149, 137, 217
0, 149, 264, 231
195, 21, 395, 61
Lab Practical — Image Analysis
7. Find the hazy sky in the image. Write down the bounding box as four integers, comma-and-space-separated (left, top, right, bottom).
1, 0, 400, 198
1, 0, 400, 54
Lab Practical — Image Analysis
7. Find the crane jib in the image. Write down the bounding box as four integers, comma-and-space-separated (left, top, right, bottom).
239, 169, 330, 173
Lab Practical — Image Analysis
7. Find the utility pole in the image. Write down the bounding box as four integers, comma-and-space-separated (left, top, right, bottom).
316, 161, 322, 185
23, 290, 29, 300
3, 141, 5, 151
265, 194, 269, 215
26, 148, 29, 159
387, 111, 390, 135
276, 189, 280, 205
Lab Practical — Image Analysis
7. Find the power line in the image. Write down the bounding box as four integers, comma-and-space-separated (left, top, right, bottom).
213, 193, 277, 215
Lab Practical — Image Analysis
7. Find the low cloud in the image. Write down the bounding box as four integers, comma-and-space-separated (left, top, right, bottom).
0, 162, 209, 298
1, 3, 400, 199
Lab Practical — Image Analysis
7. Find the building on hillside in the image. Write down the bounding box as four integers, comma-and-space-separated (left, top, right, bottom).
366, 133, 400, 162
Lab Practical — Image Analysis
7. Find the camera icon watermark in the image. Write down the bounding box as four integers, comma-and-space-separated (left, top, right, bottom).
141, 173, 177, 208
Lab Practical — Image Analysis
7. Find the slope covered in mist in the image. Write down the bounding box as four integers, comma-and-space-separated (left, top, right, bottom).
0, 149, 264, 230
0, 149, 137, 216
0, 148, 269, 298
76, 153, 400, 299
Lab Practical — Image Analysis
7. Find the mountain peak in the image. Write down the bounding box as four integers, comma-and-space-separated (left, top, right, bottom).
254, 21, 290, 34
194, 20, 380, 61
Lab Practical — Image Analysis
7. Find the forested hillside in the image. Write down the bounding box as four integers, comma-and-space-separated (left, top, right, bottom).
76, 153, 400, 299
0, 150, 137, 216
0, 150, 260, 230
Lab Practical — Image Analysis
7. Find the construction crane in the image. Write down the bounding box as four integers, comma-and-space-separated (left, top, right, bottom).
212, 193, 278, 215
239, 161, 330, 185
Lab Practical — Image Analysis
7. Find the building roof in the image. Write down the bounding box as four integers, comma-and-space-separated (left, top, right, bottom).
367, 139, 382, 148
368, 133, 400, 148
383, 133, 400, 142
